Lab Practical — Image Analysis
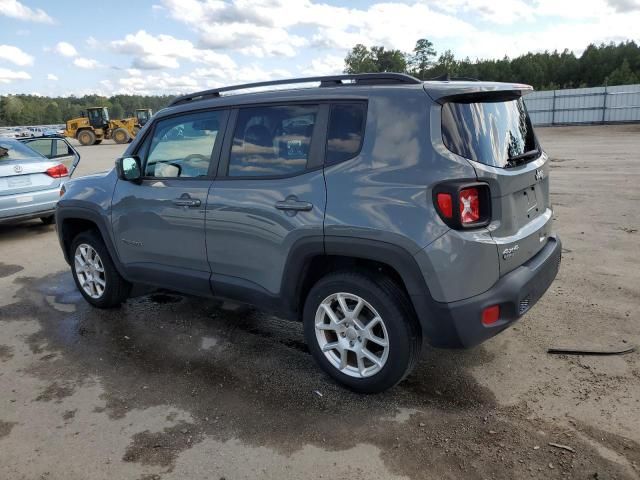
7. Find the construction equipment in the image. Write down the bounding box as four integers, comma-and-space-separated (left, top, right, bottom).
132, 108, 153, 135
64, 107, 138, 146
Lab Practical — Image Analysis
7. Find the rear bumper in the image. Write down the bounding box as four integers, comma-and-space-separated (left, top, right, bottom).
412, 234, 561, 348
0, 187, 59, 224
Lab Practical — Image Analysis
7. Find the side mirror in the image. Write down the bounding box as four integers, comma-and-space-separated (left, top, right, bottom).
117, 156, 142, 183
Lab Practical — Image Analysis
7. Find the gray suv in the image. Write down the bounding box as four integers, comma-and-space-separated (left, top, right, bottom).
56, 73, 561, 393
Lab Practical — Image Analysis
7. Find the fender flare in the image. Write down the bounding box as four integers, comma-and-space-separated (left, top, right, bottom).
56, 206, 127, 278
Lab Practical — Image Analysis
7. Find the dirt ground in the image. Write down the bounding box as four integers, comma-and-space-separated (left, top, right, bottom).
0, 126, 639, 480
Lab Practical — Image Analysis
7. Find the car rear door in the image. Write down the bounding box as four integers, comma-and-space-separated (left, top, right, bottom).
206, 103, 328, 301
111, 109, 228, 296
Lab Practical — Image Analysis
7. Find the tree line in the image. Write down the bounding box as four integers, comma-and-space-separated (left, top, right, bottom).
2, 40, 639, 126
345, 39, 640, 89
0, 94, 175, 127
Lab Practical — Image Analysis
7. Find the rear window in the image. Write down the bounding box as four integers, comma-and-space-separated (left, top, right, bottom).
441, 97, 537, 168
0, 139, 45, 162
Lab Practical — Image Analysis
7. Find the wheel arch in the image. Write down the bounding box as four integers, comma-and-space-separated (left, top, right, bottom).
283, 236, 433, 323
56, 207, 126, 278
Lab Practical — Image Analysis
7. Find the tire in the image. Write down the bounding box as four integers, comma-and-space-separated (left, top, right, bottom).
112, 128, 130, 144
40, 215, 55, 225
77, 130, 95, 146
303, 271, 422, 393
70, 231, 131, 308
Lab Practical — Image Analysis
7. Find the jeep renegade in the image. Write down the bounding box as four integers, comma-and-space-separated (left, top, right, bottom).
56, 73, 561, 393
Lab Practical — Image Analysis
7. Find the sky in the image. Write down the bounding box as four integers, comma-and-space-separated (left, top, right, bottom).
0, 0, 639, 97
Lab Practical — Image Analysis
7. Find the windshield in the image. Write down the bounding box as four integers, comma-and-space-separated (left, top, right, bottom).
441, 97, 538, 168
0, 139, 46, 162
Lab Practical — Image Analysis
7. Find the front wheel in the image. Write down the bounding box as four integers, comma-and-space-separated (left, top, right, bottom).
70, 231, 131, 308
303, 271, 422, 393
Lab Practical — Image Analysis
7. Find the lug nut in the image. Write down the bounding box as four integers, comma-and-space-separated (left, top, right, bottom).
349, 341, 354, 347
340, 332, 346, 337
357, 336, 362, 342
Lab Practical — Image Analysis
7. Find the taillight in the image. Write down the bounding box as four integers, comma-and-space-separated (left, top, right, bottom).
459, 187, 480, 224
46, 164, 68, 178
436, 193, 453, 219
433, 181, 490, 229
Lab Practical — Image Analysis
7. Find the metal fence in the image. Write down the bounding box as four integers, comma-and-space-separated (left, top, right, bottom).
524, 84, 640, 126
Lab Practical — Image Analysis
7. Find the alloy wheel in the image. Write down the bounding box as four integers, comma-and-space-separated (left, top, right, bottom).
314, 292, 389, 378
74, 243, 106, 299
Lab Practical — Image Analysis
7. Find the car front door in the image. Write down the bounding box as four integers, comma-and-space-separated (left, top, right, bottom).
111, 109, 228, 296
206, 104, 328, 306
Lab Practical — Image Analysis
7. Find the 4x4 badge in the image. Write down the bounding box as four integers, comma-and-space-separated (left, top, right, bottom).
535, 169, 544, 181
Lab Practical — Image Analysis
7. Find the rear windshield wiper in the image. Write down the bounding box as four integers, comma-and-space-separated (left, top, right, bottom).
506, 149, 540, 167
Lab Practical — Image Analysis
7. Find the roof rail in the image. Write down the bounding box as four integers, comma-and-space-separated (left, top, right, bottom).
168, 73, 422, 107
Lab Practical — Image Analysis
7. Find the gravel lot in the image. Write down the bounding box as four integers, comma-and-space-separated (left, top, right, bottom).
1, 126, 639, 480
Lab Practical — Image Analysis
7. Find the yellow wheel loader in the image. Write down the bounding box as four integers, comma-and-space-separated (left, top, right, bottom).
132, 108, 153, 136
64, 107, 138, 146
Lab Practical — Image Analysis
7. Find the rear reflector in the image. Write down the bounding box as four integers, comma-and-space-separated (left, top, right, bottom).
482, 305, 500, 326
46, 164, 68, 178
436, 193, 453, 218
459, 187, 480, 224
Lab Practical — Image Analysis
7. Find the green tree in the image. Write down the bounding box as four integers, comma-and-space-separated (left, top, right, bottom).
344, 44, 406, 73
43, 102, 61, 124
607, 59, 639, 85
409, 38, 437, 78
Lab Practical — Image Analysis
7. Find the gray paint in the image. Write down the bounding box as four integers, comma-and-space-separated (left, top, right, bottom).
57, 78, 559, 344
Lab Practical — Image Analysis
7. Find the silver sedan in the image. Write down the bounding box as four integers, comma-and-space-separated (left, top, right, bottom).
0, 137, 80, 225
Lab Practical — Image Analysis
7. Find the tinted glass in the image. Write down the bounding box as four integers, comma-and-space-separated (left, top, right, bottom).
54, 139, 71, 157
23, 139, 51, 157
145, 111, 222, 178
228, 105, 318, 177
326, 103, 366, 164
441, 97, 537, 168
1, 139, 46, 161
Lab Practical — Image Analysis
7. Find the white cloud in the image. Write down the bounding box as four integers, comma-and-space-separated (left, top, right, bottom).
301, 55, 344, 76
110, 30, 236, 70
0, 44, 34, 66
117, 71, 201, 95
47, 73, 58, 81
0, 0, 53, 23
54, 41, 78, 57
0, 67, 31, 84
160, 0, 309, 57
73, 57, 100, 69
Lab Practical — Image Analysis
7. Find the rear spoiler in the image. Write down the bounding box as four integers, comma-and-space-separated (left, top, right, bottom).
423, 81, 533, 104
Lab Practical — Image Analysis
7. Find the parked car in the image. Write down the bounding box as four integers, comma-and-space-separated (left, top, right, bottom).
0, 137, 80, 225
56, 73, 561, 392
0, 128, 19, 139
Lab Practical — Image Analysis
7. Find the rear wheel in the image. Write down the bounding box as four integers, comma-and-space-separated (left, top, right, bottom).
77, 130, 95, 146
40, 215, 55, 225
70, 231, 131, 308
112, 128, 130, 144
303, 271, 422, 393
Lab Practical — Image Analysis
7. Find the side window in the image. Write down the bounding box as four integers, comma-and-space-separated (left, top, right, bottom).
24, 139, 51, 157
326, 103, 366, 164
228, 104, 318, 177
54, 139, 71, 157
144, 111, 222, 178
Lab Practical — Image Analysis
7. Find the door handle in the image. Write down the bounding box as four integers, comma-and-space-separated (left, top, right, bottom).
172, 196, 201, 207
275, 198, 313, 212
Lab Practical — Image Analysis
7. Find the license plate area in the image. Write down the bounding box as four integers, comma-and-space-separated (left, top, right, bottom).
8, 176, 32, 188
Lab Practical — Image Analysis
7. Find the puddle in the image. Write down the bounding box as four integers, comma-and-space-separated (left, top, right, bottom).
2, 270, 637, 479
200, 336, 218, 350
